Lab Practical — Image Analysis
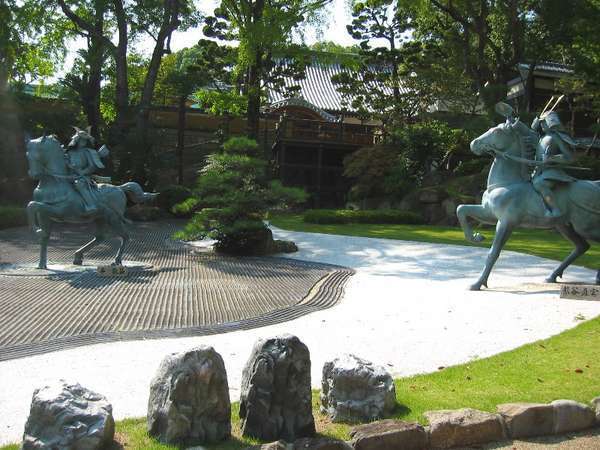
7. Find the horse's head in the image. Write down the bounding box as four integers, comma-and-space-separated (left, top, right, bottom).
470, 119, 534, 157
26, 135, 67, 179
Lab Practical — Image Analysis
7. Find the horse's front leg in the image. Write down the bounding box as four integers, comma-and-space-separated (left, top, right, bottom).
113, 232, 129, 266
36, 218, 53, 270
470, 219, 514, 291
456, 204, 495, 243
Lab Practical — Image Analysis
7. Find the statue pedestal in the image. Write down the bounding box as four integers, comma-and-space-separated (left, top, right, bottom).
560, 284, 600, 301
97, 265, 127, 276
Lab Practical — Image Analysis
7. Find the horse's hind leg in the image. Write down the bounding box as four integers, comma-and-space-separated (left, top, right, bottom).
470, 220, 514, 291
546, 224, 590, 283
38, 230, 50, 269
36, 210, 53, 269
73, 222, 106, 265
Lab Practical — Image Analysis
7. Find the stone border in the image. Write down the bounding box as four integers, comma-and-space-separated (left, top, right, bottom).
250, 397, 600, 449
0, 267, 354, 361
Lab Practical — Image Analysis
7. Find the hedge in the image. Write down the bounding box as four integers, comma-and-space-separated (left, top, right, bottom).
303, 209, 424, 225
0, 206, 27, 230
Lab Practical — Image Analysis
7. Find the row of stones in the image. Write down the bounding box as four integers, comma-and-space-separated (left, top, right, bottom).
21, 334, 393, 449
21, 333, 600, 449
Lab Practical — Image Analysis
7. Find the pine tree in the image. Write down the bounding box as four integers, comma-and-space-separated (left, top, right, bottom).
175, 137, 306, 255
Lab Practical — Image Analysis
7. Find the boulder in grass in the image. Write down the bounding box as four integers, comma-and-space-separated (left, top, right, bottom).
321, 354, 396, 423
551, 400, 596, 433
350, 419, 428, 450
148, 346, 231, 445
22, 381, 114, 450
593, 397, 600, 423
424, 408, 505, 449
240, 334, 315, 441
497, 402, 554, 438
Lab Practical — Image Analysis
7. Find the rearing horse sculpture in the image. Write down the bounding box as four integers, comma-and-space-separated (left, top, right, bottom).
456, 116, 600, 290
26, 134, 157, 269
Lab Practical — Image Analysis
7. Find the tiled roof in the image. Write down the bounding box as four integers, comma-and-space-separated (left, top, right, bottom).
267, 60, 405, 114
517, 62, 574, 77
264, 97, 340, 122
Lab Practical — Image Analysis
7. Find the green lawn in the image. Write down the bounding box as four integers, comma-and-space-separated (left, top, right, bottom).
270, 213, 600, 270
3, 216, 600, 449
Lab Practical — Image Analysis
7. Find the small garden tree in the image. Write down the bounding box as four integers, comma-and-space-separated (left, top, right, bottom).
175, 137, 306, 255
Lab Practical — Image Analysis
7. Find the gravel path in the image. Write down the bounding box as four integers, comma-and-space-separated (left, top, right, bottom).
1, 226, 600, 444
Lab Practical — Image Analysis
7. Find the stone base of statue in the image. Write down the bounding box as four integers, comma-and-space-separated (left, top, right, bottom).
0, 261, 152, 277
560, 284, 600, 301
97, 265, 128, 276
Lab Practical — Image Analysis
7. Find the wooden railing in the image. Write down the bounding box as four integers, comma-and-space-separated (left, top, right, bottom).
275, 116, 377, 147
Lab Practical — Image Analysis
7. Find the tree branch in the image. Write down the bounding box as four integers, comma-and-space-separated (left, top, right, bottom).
57, 0, 115, 52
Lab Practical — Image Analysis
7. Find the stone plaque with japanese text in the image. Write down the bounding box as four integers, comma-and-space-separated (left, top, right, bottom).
560, 284, 600, 301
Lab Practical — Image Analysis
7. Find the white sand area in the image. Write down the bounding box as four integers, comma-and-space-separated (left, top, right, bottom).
1, 228, 600, 444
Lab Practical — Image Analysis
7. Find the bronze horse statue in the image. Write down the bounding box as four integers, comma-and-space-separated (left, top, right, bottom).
26, 134, 157, 269
457, 116, 600, 290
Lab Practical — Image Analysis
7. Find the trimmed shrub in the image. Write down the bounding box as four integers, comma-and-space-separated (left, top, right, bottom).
0, 206, 27, 230
303, 209, 424, 225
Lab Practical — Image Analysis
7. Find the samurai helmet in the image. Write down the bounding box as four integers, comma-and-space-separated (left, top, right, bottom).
68, 126, 95, 149
540, 111, 564, 131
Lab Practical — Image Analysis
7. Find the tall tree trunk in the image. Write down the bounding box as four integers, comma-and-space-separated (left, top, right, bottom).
177, 95, 186, 184
246, 59, 262, 140
133, 0, 180, 182
113, 0, 129, 136
86, 1, 104, 141
246, 0, 265, 140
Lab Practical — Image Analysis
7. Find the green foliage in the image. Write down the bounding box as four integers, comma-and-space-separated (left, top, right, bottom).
344, 121, 469, 202
175, 137, 306, 254
195, 90, 248, 116
304, 209, 424, 225
156, 40, 237, 105
0, 206, 27, 230
0, 1, 68, 89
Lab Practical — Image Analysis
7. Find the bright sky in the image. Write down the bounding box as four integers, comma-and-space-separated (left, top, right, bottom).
57, 0, 355, 78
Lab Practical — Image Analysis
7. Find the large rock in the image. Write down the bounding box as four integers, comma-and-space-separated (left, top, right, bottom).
424, 408, 505, 448
147, 346, 231, 445
593, 397, 600, 423
240, 334, 315, 441
245, 438, 351, 450
497, 402, 554, 438
22, 381, 114, 450
293, 437, 352, 450
320, 354, 396, 423
349, 419, 428, 450
244, 441, 290, 450
551, 400, 596, 433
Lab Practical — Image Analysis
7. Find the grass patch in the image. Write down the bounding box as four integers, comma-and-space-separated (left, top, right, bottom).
303, 209, 424, 225
270, 213, 600, 270
0, 205, 27, 230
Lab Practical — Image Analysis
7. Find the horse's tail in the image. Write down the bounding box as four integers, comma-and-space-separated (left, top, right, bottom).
118, 182, 159, 204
